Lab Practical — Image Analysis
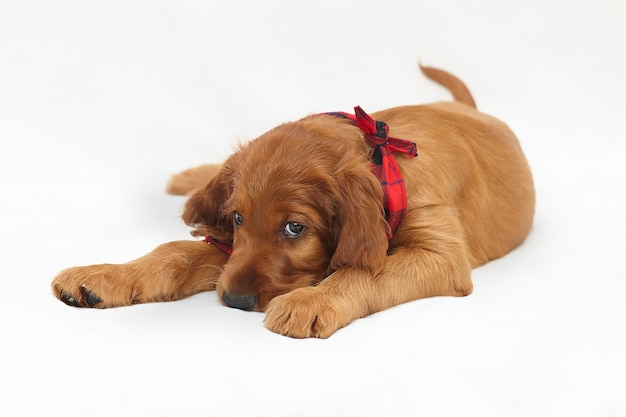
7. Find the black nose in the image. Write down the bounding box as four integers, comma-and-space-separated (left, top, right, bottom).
222, 291, 257, 311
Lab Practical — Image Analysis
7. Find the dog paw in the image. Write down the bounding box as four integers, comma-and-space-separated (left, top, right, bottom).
263, 287, 351, 338
51, 265, 134, 308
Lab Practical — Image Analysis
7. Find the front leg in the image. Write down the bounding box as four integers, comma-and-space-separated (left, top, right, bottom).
264, 205, 474, 338
52, 240, 229, 308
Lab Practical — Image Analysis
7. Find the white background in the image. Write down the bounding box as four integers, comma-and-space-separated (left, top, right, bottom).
1, 1, 625, 416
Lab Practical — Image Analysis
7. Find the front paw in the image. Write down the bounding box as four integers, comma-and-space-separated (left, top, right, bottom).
52, 264, 134, 308
263, 287, 352, 338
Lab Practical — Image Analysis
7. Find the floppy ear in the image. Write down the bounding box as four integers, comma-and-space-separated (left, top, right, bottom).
182, 155, 237, 242
328, 160, 389, 275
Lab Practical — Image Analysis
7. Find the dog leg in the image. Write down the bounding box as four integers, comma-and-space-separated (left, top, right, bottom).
166, 163, 223, 196
264, 205, 473, 338
52, 240, 229, 308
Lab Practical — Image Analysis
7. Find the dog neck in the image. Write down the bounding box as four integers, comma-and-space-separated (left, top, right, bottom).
325, 106, 418, 239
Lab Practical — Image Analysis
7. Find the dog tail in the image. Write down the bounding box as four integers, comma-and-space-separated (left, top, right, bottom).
419, 64, 477, 108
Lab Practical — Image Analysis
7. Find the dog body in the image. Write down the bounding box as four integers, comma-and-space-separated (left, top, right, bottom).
52, 66, 534, 338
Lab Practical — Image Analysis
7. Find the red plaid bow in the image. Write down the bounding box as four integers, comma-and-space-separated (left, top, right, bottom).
205, 235, 233, 255
206, 106, 417, 254
327, 106, 417, 239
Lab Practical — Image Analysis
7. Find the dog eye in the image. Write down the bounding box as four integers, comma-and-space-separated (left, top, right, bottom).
234, 212, 243, 226
283, 222, 305, 238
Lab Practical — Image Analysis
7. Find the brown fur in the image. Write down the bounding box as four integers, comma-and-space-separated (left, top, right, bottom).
52, 65, 535, 338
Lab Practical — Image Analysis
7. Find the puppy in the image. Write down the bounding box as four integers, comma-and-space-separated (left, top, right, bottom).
52, 65, 535, 338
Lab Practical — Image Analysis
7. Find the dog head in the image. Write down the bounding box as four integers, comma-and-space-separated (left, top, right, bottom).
183, 116, 389, 311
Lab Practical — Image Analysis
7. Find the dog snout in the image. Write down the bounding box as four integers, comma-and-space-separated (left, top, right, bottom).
222, 291, 258, 311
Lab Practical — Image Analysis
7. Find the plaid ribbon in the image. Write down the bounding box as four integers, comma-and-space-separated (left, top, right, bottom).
327, 106, 417, 239
206, 106, 417, 254
205, 235, 233, 255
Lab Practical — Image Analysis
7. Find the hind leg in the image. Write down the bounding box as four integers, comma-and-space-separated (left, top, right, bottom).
166, 163, 223, 196
52, 240, 229, 308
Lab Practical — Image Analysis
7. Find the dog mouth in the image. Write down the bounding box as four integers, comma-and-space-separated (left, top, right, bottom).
217, 256, 329, 312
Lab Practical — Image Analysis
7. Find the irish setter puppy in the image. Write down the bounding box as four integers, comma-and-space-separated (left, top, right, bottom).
52, 65, 535, 338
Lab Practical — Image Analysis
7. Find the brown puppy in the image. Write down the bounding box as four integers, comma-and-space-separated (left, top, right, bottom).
52, 65, 534, 338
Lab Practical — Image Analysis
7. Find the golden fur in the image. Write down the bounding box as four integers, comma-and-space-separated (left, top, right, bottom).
52, 65, 535, 338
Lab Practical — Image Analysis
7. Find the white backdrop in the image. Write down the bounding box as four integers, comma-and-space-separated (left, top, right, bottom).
1, 1, 625, 416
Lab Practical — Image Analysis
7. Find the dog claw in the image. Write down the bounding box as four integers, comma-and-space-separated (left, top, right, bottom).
60, 291, 80, 307
82, 286, 102, 307
58, 287, 102, 307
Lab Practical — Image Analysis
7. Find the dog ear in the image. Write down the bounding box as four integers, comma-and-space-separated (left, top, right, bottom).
328, 160, 389, 275
182, 155, 237, 242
